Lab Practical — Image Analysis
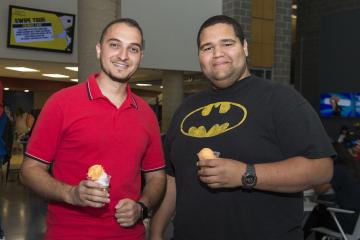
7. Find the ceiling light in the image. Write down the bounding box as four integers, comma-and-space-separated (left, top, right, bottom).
5, 67, 39, 72
4, 88, 9, 91
136, 83, 152, 87
65, 67, 78, 71
42, 74, 69, 78
70, 79, 78, 82
291, 14, 297, 19
292, 4, 297, 10
24, 89, 29, 92
160, 86, 163, 89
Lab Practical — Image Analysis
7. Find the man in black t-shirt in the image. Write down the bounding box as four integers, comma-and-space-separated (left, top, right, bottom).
150, 15, 335, 240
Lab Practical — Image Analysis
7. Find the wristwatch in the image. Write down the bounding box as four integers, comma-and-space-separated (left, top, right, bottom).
137, 201, 150, 220
241, 164, 257, 189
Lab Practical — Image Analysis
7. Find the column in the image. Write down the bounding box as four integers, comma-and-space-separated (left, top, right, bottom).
161, 71, 184, 132
77, 0, 118, 82
272, 0, 292, 84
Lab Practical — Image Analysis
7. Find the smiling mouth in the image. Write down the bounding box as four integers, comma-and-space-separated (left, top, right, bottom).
112, 62, 128, 69
213, 62, 229, 69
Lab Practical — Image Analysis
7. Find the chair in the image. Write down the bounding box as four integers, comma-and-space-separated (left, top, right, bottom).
311, 206, 360, 240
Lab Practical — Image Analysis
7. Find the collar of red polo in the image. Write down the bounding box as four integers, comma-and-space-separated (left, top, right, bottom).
86, 73, 138, 109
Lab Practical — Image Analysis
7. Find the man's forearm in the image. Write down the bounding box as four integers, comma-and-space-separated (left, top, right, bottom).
20, 157, 73, 203
150, 175, 176, 240
140, 170, 166, 210
255, 156, 333, 192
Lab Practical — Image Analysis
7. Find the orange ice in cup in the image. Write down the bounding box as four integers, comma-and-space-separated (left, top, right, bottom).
87, 164, 111, 188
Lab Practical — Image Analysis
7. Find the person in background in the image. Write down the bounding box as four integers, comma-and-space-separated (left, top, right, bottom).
343, 132, 360, 161
337, 125, 349, 143
0, 82, 13, 240
13, 107, 34, 153
150, 15, 334, 240
329, 96, 342, 116
14, 108, 28, 138
303, 142, 360, 239
20, 18, 166, 240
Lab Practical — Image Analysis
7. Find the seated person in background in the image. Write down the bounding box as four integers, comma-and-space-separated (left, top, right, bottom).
342, 132, 360, 161
337, 125, 349, 144
348, 139, 360, 161
303, 142, 360, 239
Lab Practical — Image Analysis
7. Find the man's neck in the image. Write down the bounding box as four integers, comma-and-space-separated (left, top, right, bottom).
96, 73, 128, 108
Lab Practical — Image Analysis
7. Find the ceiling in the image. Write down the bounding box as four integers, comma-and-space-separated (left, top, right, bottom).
0, 58, 210, 98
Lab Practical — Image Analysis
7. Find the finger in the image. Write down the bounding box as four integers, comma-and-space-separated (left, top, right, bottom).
115, 198, 134, 209
119, 221, 136, 228
199, 175, 221, 185
116, 212, 137, 226
85, 194, 110, 204
207, 183, 222, 188
83, 189, 110, 203
84, 200, 107, 208
198, 166, 219, 177
82, 180, 108, 190
197, 159, 219, 168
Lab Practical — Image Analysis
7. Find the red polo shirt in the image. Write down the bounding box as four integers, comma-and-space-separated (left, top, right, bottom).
26, 74, 165, 240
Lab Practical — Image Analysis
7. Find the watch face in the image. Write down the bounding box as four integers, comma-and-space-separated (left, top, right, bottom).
245, 175, 256, 185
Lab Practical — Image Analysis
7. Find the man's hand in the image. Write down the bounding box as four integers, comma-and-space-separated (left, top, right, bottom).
197, 158, 245, 188
67, 180, 110, 207
115, 198, 141, 227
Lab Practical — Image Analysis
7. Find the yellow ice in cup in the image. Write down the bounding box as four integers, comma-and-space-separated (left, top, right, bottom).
197, 148, 220, 161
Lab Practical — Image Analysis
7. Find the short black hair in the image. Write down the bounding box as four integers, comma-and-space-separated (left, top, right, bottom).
197, 15, 245, 48
99, 18, 144, 49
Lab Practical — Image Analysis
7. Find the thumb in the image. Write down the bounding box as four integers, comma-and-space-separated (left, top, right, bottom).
115, 198, 131, 209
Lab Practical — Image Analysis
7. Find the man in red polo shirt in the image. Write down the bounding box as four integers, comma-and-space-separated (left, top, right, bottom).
20, 18, 166, 240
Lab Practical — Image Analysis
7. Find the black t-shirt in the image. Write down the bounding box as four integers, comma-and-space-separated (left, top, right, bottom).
164, 75, 335, 240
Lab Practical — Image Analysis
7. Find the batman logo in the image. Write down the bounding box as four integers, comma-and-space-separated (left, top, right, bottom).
180, 101, 247, 138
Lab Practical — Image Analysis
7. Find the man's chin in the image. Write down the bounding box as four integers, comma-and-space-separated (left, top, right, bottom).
107, 73, 131, 83
210, 77, 238, 89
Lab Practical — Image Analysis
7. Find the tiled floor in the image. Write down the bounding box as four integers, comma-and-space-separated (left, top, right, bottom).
0, 171, 47, 240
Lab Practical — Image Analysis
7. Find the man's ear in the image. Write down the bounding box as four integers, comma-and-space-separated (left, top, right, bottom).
243, 39, 249, 57
96, 43, 101, 59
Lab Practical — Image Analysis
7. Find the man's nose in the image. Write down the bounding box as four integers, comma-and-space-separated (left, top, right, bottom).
117, 47, 129, 60
213, 46, 225, 57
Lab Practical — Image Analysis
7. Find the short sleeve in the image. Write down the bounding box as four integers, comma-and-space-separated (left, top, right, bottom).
25, 94, 64, 164
163, 133, 175, 176
272, 86, 335, 159
140, 108, 165, 172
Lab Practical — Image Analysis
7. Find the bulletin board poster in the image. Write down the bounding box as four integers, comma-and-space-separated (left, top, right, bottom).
7, 5, 75, 53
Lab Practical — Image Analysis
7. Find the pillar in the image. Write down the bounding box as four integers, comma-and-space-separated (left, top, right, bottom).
77, 0, 118, 82
161, 71, 184, 132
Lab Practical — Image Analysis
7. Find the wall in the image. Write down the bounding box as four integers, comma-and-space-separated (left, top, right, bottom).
121, 0, 221, 72
294, 0, 360, 139
0, 0, 77, 63
4, 90, 33, 113
33, 91, 53, 109
223, 0, 291, 84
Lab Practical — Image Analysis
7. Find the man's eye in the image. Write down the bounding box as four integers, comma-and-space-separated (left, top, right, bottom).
202, 46, 213, 52
129, 47, 140, 53
109, 42, 120, 48
224, 42, 234, 47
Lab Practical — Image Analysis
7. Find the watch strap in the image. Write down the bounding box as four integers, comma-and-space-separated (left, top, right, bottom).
137, 201, 149, 220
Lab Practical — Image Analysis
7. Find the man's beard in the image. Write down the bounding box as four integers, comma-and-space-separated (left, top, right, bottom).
100, 59, 130, 83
